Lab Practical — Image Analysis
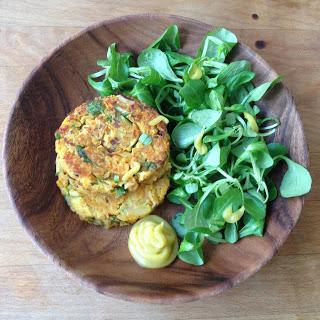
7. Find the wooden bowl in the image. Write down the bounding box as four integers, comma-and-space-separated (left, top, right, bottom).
3, 14, 308, 304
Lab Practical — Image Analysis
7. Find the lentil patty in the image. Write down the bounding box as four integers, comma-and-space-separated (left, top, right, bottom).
55, 95, 170, 194
55, 95, 171, 228
56, 166, 170, 227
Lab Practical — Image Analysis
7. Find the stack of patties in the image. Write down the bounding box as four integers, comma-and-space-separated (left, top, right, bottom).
55, 95, 171, 228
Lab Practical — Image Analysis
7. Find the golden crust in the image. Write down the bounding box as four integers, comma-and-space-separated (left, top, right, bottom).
55, 95, 171, 228
57, 167, 170, 228
55, 95, 170, 194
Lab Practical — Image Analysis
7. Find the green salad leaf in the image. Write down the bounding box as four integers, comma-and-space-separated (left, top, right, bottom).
166, 51, 193, 66
179, 79, 206, 108
178, 232, 204, 266
203, 143, 220, 168
239, 214, 264, 238
130, 81, 155, 106
147, 24, 180, 52
224, 223, 238, 244
171, 122, 202, 149
138, 48, 182, 82
279, 156, 312, 197
197, 27, 237, 61
244, 192, 266, 220
107, 43, 130, 81
188, 109, 222, 128
171, 212, 187, 238
242, 77, 282, 104
87, 25, 312, 266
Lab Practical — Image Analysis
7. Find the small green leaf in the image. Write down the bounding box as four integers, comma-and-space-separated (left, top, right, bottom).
203, 143, 220, 168
171, 122, 202, 149
113, 175, 120, 183
139, 133, 152, 145
267, 143, 288, 158
239, 214, 264, 238
178, 248, 204, 266
172, 172, 183, 181
147, 24, 180, 52
225, 113, 237, 126
256, 153, 274, 169
206, 89, 224, 110
96, 59, 109, 67
224, 223, 239, 243
220, 145, 231, 167
129, 66, 165, 85
179, 79, 206, 109
188, 109, 222, 129
242, 77, 282, 104
279, 157, 312, 197
138, 48, 182, 82
167, 187, 190, 206
265, 177, 278, 202
203, 128, 233, 143
244, 192, 266, 220
197, 27, 237, 61
226, 104, 247, 113
232, 137, 256, 159
171, 212, 187, 238
176, 153, 188, 164
166, 52, 193, 66
107, 43, 130, 81
185, 193, 215, 230
233, 138, 273, 169
207, 231, 224, 244
55, 132, 61, 140
180, 241, 194, 252
178, 232, 204, 266
217, 60, 251, 84
130, 82, 155, 106
227, 71, 256, 92
87, 76, 114, 96
185, 183, 199, 194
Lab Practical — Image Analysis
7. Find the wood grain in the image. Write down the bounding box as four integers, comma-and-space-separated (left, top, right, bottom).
0, 0, 319, 318
1, 0, 320, 30
3, 14, 308, 304
0, 255, 319, 319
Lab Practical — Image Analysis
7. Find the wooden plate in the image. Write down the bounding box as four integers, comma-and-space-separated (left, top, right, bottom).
3, 14, 308, 304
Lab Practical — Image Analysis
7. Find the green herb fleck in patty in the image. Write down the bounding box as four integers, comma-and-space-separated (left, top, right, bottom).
76, 145, 92, 163
139, 133, 152, 145
87, 100, 104, 116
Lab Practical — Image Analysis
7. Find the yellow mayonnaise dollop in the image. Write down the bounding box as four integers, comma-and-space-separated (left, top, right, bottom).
128, 215, 178, 268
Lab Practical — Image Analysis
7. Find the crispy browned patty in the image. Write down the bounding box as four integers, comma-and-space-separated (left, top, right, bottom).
55, 94, 170, 194
56, 165, 170, 228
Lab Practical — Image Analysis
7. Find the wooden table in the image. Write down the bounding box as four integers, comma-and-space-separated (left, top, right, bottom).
1, 1, 319, 319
